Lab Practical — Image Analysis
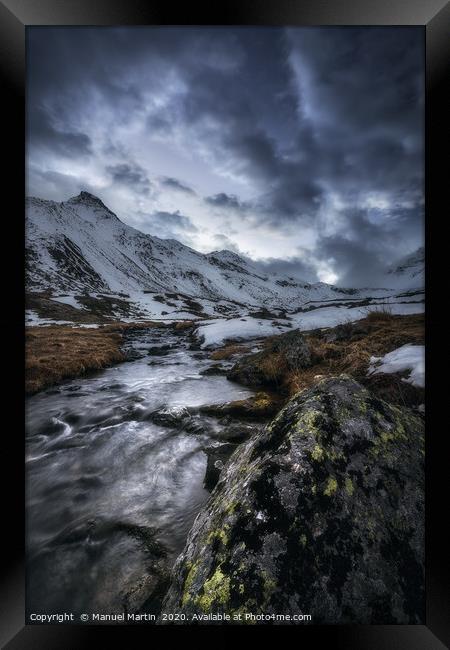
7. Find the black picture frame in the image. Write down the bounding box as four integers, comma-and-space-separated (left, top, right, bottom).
1, 1, 448, 647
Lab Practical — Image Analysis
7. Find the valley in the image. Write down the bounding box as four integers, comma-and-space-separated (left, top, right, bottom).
25, 192, 425, 624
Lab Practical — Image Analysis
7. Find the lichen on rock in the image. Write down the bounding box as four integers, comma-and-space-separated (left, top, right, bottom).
161, 376, 424, 624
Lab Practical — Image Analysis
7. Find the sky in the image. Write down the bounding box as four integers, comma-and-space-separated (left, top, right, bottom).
26, 27, 424, 286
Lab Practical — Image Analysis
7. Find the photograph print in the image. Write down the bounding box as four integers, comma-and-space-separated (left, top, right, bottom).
25, 26, 425, 625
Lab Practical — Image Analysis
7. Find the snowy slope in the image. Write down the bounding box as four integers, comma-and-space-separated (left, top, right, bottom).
26, 192, 424, 322
385, 247, 424, 290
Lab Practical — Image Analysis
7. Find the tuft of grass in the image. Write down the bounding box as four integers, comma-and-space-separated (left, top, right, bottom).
210, 344, 250, 361
258, 352, 288, 385
365, 305, 395, 322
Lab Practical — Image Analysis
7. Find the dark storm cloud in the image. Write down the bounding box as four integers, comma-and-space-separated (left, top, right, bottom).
316, 235, 390, 288
147, 113, 173, 135
160, 177, 196, 194
289, 28, 423, 139
258, 256, 319, 285
28, 168, 97, 201
172, 30, 322, 223
106, 162, 151, 194
29, 106, 92, 158
27, 26, 424, 284
144, 210, 198, 240
212, 234, 242, 254
286, 28, 424, 199
315, 204, 424, 287
27, 27, 243, 138
204, 192, 248, 212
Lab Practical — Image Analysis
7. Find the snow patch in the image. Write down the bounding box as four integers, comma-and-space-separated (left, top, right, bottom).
195, 317, 290, 348
51, 295, 84, 310
368, 344, 425, 388
291, 301, 424, 331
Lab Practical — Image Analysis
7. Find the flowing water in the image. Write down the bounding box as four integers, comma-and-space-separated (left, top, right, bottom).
26, 327, 257, 616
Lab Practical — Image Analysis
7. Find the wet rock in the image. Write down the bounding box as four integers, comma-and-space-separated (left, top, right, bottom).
199, 392, 283, 420
147, 407, 191, 428
34, 417, 69, 437
98, 382, 126, 392
124, 571, 170, 617
146, 408, 211, 437
211, 421, 259, 443
64, 385, 82, 392
183, 416, 209, 436
115, 523, 171, 616
188, 333, 204, 350
124, 349, 146, 361
161, 376, 424, 624
147, 345, 172, 356
200, 364, 228, 376
204, 444, 238, 491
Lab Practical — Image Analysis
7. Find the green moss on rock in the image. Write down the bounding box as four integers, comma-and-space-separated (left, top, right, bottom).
197, 566, 231, 611
323, 476, 338, 496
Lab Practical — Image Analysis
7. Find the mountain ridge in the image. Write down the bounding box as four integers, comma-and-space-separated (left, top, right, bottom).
26, 192, 424, 323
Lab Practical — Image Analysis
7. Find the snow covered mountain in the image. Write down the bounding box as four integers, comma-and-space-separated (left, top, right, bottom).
386, 247, 424, 289
26, 192, 424, 324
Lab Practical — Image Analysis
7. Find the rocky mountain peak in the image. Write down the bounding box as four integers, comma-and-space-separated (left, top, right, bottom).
69, 190, 103, 204
66, 191, 119, 219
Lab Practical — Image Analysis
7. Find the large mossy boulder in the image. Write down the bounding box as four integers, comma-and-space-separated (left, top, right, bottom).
161, 376, 424, 624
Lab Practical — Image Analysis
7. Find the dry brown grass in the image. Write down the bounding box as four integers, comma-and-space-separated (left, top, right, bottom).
232, 314, 424, 410
257, 352, 288, 385
26, 326, 126, 394
210, 344, 250, 361
101, 321, 167, 333
285, 314, 424, 405
174, 320, 195, 331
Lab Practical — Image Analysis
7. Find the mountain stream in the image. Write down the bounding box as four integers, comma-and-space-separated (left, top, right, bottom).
26, 327, 258, 616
